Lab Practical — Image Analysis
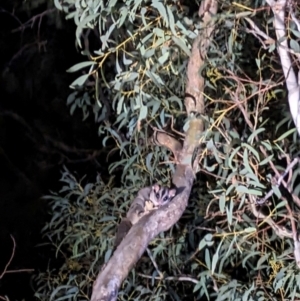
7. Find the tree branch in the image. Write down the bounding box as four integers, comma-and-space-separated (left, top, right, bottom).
266, 0, 300, 135
90, 1, 219, 300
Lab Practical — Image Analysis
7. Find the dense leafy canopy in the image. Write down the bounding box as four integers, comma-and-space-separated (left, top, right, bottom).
31, 0, 300, 300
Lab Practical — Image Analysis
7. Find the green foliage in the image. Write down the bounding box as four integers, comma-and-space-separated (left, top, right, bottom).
54, 0, 195, 183
33, 168, 146, 300
32, 0, 300, 300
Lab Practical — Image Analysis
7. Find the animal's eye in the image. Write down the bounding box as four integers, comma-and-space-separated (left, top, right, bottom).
163, 196, 169, 202
156, 193, 160, 199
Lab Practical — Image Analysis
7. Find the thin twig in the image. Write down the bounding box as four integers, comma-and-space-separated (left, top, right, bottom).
0, 235, 34, 280
256, 157, 300, 205
146, 248, 163, 279
11, 8, 56, 33
0, 235, 16, 279
138, 272, 199, 284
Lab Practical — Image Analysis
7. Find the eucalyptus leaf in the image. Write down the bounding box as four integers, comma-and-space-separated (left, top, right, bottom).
70, 74, 90, 88
66, 61, 95, 73
172, 36, 191, 56
219, 193, 226, 214
275, 128, 296, 141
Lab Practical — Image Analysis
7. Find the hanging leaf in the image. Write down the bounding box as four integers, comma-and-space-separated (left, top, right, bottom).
70, 74, 90, 88
66, 61, 95, 73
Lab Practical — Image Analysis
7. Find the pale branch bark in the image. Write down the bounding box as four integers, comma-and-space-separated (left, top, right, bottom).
90, 1, 219, 300
91, 167, 193, 301
137, 272, 199, 284
266, 0, 300, 136
185, 0, 218, 115
183, 0, 218, 172
149, 129, 183, 163
242, 2, 300, 200
244, 17, 275, 49
259, 1, 300, 268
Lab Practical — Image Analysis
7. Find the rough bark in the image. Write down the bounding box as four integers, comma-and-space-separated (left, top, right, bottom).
91, 1, 218, 300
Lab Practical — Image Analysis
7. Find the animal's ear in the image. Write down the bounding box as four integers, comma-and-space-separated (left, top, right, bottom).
168, 188, 177, 198
174, 186, 185, 195
152, 183, 160, 193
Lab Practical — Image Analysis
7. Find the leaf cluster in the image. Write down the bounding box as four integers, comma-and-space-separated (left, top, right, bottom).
33, 0, 300, 300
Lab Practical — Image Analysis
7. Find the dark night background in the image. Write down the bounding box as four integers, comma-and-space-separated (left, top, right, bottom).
0, 1, 109, 299
2, 1, 298, 300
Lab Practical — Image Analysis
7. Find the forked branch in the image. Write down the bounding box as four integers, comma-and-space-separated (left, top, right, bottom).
91, 1, 218, 300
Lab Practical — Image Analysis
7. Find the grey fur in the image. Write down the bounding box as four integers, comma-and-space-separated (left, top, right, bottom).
114, 184, 176, 247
